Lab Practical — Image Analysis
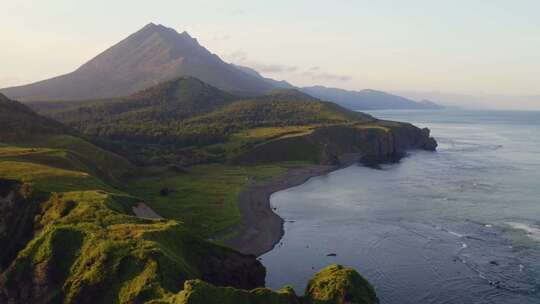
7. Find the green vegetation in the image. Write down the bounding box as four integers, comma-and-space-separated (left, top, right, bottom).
0, 93, 67, 141
158, 279, 300, 304
0, 94, 267, 303
123, 163, 306, 238
306, 264, 379, 304
1, 190, 264, 303
152, 264, 378, 304
31, 78, 376, 165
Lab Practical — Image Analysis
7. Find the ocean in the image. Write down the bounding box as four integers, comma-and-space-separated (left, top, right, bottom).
261, 109, 540, 304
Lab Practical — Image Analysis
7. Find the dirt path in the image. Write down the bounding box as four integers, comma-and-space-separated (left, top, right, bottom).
132, 202, 164, 220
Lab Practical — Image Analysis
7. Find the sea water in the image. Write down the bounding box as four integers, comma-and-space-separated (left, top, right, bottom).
261, 109, 540, 304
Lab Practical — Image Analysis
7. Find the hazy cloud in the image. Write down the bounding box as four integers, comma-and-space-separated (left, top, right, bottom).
224, 51, 350, 82
249, 63, 298, 73
0, 76, 23, 88
229, 9, 245, 16
301, 69, 351, 82
210, 33, 231, 42
225, 50, 297, 74
225, 50, 248, 63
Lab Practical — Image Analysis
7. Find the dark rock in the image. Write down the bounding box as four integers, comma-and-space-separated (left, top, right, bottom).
159, 187, 171, 196
0, 179, 43, 270
168, 164, 189, 173
198, 251, 266, 290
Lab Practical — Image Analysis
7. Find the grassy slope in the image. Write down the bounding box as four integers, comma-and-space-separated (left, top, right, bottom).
122, 163, 310, 238
0, 136, 275, 303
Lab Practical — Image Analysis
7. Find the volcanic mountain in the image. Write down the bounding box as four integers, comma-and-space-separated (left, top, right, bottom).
1, 23, 273, 102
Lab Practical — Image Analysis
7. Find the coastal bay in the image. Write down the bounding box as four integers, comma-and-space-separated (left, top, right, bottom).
261, 109, 540, 303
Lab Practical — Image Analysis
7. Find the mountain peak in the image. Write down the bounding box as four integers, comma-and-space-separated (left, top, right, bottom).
1, 24, 273, 101
138, 23, 194, 39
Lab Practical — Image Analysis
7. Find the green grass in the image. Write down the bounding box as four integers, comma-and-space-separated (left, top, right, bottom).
0, 160, 110, 193
154, 264, 379, 304
122, 163, 304, 238
4, 189, 228, 303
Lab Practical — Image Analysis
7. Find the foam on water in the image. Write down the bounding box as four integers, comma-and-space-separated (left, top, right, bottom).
505, 222, 540, 242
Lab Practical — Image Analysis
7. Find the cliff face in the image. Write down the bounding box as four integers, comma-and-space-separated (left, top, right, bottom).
237, 122, 437, 165
0, 180, 42, 271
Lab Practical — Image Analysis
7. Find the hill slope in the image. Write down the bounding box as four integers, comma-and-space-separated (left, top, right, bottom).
0, 93, 68, 140
301, 86, 444, 110
1, 23, 273, 102
31, 78, 382, 165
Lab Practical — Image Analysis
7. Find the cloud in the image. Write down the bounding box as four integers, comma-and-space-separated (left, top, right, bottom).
248, 63, 298, 73
224, 51, 351, 82
225, 50, 248, 63
225, 50, 297, 74
210, 33, 231, 42
0, 76, 24, 88
229, 9, 245, 16
301, 69, 351, 82
217, 6, 246, 16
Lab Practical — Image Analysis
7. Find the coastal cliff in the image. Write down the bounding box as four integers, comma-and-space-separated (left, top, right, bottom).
237, 121, 437, 165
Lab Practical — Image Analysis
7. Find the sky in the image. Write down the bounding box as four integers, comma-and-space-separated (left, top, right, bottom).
1, 0, 539, 109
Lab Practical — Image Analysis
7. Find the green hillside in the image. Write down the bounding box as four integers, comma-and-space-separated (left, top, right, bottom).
0, 93, 67, 141
31, 78, 377, 166
0, 95, 380, 303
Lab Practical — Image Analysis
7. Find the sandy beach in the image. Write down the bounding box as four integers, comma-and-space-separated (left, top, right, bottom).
226, 153, 361, 256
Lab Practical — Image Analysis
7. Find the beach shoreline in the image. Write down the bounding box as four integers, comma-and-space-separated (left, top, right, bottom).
225, 153, 362, 256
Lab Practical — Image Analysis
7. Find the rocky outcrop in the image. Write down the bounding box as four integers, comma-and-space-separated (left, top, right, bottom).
166, 264, 378, 304
306, 264, 379, 304
197, 250, 266, 290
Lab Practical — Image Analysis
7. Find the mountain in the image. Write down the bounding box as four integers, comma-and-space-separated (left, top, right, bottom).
301, 86, 444, 110
1, 23, 274, 102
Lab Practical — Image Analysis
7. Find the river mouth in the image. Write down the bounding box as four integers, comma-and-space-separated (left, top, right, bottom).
260, 110, 540, 304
